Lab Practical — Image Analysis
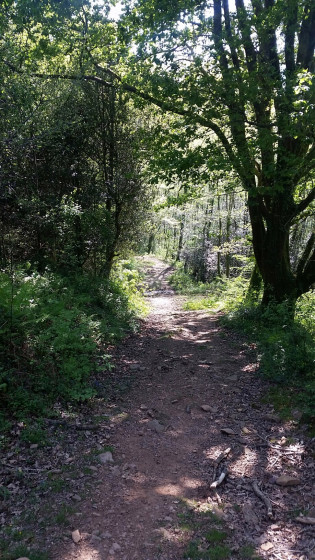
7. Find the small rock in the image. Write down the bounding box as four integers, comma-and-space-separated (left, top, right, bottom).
140, 404, 148, 410
29, 444, 38, 449
88, 466, 98, 472
221, 428, 236, 436
101, 531, 112, 538
275, 475, 300, 487
72, 529, 81, 544
147, 419, 165, 433
98, 451, 114, 464
16, 558, 30, 560
129, 363, 139, 371
241, 427, 251, 434
109, 543, 121, 554
200, 405, 212, 412
72, 494, 82, 501
261, 542, 273, 551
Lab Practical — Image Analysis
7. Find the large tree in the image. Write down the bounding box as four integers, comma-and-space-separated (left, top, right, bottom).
5, 0, 315, 307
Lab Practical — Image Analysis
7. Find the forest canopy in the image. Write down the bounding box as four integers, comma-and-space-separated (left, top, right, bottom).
2, 0, 314, 308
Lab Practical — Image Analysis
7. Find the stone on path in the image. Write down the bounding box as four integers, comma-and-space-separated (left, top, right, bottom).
147, 419, 165, 433
221, 427, 236, 435
200, 404, 212, 412
261, 542, 273, 552
99, 451, 114, 464
72, 529, 81, 543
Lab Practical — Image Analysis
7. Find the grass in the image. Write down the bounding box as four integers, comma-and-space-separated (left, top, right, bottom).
0, 543, 50, 560
55, 504, 75, 526
177, 500, 231, 560
238, 544, 263, 559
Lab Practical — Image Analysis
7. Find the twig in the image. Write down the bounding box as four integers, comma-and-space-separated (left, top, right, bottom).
295, 516, 315, 525
252, 481, 273, 518
210, 470, 227, 488
215, 491, 222, 504
212, 447, 231, 481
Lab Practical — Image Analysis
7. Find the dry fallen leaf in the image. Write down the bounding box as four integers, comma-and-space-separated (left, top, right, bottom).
261, 542, 273, 551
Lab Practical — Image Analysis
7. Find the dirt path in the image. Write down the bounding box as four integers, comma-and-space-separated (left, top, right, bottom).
1, 258, 314, 560
50, 257, 313, 560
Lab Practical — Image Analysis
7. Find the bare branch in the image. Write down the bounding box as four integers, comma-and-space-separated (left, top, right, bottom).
296, 232, 315, 278
293, 187, 315, 218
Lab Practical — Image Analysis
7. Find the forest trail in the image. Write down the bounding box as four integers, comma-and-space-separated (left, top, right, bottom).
48, 257, 314, 560
19, 258, 313, 560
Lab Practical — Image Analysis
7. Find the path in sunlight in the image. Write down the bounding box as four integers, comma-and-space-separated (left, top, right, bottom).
51, 258, 313, 560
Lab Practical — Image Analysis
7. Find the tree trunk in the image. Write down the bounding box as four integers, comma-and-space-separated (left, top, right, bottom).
176, 218, 184, 262
249, 197, 297, 310
260, 223, 296, 307
246, 261, 262, 300
147, 233, 155, 254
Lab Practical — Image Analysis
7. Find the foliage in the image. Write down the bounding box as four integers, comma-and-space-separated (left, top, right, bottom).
222, 291, 315, 425
0, 261, 144, 424
169, 262, 250, 309
0, 543, 49, 560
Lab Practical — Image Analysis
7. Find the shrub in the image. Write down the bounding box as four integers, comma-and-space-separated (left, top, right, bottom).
0, 263, 145, 423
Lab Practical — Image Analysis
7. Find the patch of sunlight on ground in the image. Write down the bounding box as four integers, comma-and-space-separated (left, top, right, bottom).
230, 447, 258, 477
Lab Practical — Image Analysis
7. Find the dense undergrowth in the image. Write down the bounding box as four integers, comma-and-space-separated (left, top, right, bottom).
0, 260, 147, 431
169, 263, 315, 427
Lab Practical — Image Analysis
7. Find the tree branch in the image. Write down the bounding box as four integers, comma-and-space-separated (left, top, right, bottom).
293, 144, 315, 186
235, 0, 257, 74
296, 232, 315, 277
223, 0, 240, 70
297, 235, 315, 296
293, 187, 315, 218
6, 59, 244, 180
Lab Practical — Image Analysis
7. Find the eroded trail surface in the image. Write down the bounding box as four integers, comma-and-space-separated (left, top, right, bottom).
52, 258, 313, 560
2, 258, 313, 560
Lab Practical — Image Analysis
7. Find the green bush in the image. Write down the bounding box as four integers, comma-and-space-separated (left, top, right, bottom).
0, 263, 145, 423
222, 292, 315, 424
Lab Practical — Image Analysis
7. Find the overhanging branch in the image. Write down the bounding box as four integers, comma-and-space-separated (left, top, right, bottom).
6, 59, 245, 181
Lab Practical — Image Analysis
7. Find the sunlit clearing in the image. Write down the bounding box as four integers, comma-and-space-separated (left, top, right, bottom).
155, 483, 183, 496
155, 477, 203, 497
62, 547, 101, 560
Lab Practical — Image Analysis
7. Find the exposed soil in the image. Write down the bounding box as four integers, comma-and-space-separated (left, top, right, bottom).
1, 257, 314, 560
